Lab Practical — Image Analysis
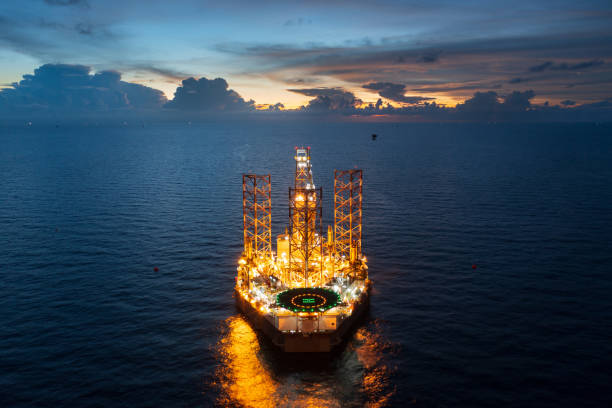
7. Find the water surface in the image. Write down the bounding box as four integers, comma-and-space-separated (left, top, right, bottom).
1, 121, 611, 407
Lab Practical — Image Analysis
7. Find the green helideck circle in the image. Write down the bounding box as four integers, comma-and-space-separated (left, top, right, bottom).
276, 287, 340, 313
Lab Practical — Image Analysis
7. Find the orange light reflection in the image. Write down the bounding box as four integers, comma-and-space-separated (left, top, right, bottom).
213, 316, 396, 408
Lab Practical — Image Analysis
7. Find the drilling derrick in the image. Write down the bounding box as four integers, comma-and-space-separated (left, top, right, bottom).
294, 147, 314, 189
334, 169, 364, 279
242, 175, 272, 286
288, 148, 323, 287
235, 148, 370, 352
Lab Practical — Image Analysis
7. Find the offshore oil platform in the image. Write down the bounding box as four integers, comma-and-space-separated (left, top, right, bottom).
235, 147, 370, 352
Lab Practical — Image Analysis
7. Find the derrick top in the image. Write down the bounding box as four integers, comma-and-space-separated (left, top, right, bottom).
294, 146, 315, 190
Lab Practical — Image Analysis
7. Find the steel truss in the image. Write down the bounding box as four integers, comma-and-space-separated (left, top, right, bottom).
334, 169, 363, 262
294, 147, 313, 188
288, 187, 323, 287
242, 174, 272, 259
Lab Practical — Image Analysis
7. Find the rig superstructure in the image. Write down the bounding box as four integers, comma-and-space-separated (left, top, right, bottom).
235, 147, 370, 352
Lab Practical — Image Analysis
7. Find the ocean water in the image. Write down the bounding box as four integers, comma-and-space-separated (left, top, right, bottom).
1, 121, 611, 407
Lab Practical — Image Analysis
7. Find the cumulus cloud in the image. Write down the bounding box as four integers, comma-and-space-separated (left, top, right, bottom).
1, 64, 610, 121
529, 59, 604, 72
288, 88, 362, 111
503, 90, 535, 110
0, 64, 166, 113
454, 90, 535, 120
164, 77, 254, 111
265, 102, 285, 111
363, 82, 434, 104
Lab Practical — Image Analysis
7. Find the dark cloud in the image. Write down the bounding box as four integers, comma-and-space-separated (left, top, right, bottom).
44, 0, 89, 7
312, 88, 612, 121
412, 83, 502, 93
0, 17, 54, 59
1, 64, 610, 121
0, 15, 115, 62
284, 18, 312, 27
363, 82, 434, 104
283, 77, 318, 85
503, 90, 535, 110
33, 18, 112, 38
0, 64, 165, 112
529, 59, 604, 72
578, 99, 612, 109
529, 61, 554, 72
216, 32, 612, 105
75, 23, 93, 35
0, 64, 166, 113
458, 91, 499, 109
261, 103, 285, 111
165, 77, 254, 111
454, 90, 535, 120
123, 64, 192, 82
288, 88, 362, 111
216, 34, 611, 80
417, 50, 441, 63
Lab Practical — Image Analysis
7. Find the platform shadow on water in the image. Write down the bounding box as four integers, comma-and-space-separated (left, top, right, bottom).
212, 314, 397, 408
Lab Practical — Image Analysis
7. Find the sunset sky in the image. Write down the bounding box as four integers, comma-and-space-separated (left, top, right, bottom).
1, 0, 611, 115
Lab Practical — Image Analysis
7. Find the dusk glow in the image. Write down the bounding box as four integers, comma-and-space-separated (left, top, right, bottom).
0, 0, 610, 120
1, 5, 612, 406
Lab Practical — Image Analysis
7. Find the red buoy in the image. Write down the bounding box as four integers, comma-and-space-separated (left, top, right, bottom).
472, 264, 477, 270
154, 267, 159, 272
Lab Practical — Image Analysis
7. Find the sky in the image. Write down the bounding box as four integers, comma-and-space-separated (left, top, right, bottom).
0, 0, 611, 120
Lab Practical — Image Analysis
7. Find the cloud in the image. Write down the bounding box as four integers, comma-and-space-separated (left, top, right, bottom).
75, 23, 93, 35
288, 88, 362, 111
120, 64, 192, 82
164, 77, 254, 111
503, 90, 535, 110
0, 14, 116, 62
363, 82, 434, 104
529, 59, 605, 72
260, 102, 285, 111
1, 64, 610, 121
44, 0, 89, 7
0, 63, 166, 113
411, 83, 502, 93
417, 50, 441, 63
216, 34, 610, 80
215, 31, 612, 105
284, 18, 312, 27
454, 90, 535, 120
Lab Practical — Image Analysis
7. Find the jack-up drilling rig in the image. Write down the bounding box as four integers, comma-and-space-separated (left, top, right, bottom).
235, 147, 370, 352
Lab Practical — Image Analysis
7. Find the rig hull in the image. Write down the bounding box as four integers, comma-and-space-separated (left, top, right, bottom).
235, 286, 370, 352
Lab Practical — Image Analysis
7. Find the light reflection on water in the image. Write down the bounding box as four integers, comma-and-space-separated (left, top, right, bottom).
213, 315, 396, 408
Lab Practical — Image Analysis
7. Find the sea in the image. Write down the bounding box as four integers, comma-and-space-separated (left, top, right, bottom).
1, 121, 611, 407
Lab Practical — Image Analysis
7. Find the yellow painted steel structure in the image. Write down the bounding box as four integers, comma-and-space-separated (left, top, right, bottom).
238, 148, 367, 294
